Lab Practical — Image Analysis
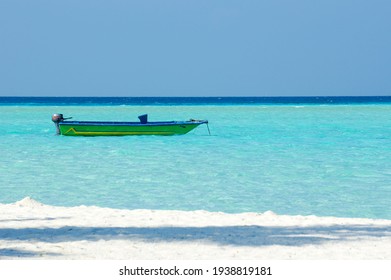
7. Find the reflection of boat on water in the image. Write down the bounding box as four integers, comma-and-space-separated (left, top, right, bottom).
52, 114, 209, 136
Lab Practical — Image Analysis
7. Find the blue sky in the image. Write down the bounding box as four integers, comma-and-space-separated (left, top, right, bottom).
1, 0, 390, 97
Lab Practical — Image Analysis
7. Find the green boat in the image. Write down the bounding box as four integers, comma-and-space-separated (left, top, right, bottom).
52, 114, 209, 136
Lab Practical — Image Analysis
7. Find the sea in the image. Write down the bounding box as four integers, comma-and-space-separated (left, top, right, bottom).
1, 96, 390, 219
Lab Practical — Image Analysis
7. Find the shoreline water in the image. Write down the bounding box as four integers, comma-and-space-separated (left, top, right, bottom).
1, 197, 391, 260
1, 104, 391, 220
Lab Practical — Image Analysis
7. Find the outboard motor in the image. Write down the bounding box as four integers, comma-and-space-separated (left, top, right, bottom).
52, 114, 64, 135
52, 113, 74, 135
52, 113, 64, 123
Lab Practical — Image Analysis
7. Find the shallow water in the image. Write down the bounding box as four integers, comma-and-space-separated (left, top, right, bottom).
1, 103, 390, 219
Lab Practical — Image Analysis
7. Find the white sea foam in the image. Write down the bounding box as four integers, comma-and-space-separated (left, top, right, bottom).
13, 197, 44, 208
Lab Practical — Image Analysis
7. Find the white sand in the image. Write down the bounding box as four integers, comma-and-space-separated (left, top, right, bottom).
1, 197, 390, 260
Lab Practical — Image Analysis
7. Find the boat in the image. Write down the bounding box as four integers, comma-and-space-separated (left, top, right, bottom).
51, 114, 209, 136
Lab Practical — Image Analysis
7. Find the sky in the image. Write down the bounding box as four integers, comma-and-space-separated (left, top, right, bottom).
0, 0, 390, 97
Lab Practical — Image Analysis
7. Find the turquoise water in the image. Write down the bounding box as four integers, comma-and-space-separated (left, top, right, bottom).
1, 104, 390, 219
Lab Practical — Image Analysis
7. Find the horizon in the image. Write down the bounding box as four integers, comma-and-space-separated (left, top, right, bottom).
1, 95, 391, 98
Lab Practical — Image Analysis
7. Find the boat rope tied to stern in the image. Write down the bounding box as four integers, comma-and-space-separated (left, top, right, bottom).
189, 119, 210, 135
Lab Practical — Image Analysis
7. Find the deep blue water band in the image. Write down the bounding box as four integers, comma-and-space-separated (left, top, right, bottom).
1, 96, 391, 106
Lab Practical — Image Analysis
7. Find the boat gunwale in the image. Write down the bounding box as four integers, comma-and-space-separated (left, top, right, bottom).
59, 120, 207, 127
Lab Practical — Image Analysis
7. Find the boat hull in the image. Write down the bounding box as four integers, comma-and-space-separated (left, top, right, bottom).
58, 121, 205, 136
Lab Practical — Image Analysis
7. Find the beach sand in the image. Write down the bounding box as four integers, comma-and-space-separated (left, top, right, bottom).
1, 197, 390, 260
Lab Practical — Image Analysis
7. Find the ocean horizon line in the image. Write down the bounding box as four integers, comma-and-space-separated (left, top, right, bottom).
1, 95, 391, 97
1, 95, 391, 106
